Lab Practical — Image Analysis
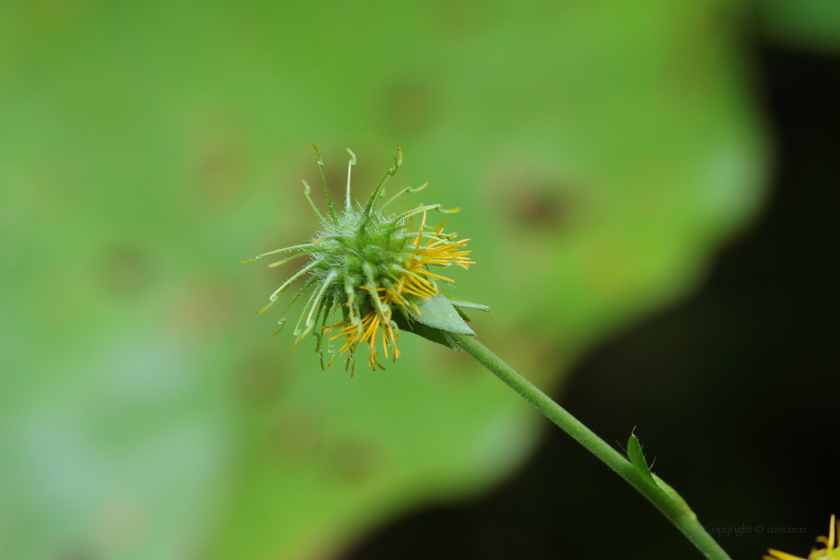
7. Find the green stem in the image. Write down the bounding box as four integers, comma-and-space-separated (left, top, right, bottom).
451, 333, 731, 560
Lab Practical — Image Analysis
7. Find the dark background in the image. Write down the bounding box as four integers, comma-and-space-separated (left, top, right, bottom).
347, 45, 840, 560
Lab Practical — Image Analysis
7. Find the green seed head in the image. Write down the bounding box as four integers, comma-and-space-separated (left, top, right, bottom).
244, 146, 473, 374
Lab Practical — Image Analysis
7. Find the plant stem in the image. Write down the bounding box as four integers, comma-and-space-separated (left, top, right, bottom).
451, 332, 731, 560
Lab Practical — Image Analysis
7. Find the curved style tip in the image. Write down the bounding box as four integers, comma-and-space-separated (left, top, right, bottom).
312, 144, 324, 166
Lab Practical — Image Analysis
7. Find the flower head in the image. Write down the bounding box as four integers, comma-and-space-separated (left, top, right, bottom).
765, 515, 839, 560
244, 146, 474, 375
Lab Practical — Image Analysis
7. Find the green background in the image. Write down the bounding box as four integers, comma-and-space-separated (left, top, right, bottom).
1, 0, 834, 558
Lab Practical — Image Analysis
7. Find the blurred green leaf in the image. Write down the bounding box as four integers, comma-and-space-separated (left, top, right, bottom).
0, 1, 767, 559
760, 0, 840, 52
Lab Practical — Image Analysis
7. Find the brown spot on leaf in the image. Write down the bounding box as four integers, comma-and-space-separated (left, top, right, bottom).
516, 186, 574, 229
377, 80, 437, 135
185, 108, 249, 213
486, 158, 590, 234
269, 411, 323, 463
170, 277, 240, 335
191, 140, 246, 211
330, 440, 381, 483
431, 0, 493, 39
102, 244, 153, 297
235, 351, 282, 403
503, 176, 587, 234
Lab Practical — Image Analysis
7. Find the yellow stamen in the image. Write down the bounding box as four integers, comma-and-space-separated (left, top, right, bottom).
764, 551, 806, 560
421, 271, 455, 283
321, 209, 472, 370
